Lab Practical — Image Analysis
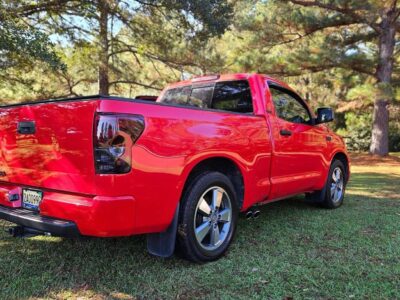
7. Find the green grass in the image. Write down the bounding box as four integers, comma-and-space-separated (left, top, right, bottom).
1, 171, 400, 299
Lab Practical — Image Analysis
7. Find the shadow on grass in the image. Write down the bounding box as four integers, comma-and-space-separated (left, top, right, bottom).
0, 171, 399, 299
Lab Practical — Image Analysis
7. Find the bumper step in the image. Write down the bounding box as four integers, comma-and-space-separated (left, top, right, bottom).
0, 205, 80, 237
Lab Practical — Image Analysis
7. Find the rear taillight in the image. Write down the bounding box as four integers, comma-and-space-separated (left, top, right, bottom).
94, 113, 144, 174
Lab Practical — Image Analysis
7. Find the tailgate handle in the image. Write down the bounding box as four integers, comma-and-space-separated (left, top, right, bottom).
17, 121, 36, 134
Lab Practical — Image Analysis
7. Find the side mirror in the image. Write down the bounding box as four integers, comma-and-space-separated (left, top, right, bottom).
316, 107, 334, 124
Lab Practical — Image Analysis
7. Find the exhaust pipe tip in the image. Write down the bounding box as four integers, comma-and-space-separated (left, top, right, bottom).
253, 210, 261, 219
245, 210, 253, 220
244, 208, 261, 220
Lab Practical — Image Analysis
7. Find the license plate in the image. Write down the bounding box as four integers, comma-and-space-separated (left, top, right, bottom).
22, 189, 43, 211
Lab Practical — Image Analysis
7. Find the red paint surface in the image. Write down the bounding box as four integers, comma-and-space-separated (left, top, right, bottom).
0, 74, 349, 237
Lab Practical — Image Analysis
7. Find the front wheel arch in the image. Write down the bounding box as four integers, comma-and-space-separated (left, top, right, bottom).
331, 152, 350, 183
306, 156, 348, 206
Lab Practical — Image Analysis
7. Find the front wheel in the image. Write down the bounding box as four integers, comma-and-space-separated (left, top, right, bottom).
322, 159, 347, 208
177, 171, 239, 262
306, 159, 347, 208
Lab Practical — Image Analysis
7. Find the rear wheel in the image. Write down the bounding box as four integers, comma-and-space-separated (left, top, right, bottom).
177, 172, 238, 262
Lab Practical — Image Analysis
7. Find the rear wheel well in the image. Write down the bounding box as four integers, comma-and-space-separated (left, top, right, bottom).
332, 152, 349, 182
183, 157, 245, 209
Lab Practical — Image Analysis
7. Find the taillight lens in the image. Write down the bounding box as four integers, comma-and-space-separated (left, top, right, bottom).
94, 113, 144, 174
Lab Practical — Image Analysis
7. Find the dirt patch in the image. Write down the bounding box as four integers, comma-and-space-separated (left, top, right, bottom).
350, 153, 400, 176
350, 153, 400, 167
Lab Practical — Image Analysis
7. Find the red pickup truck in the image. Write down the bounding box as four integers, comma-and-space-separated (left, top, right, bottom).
0, 73, 349, 262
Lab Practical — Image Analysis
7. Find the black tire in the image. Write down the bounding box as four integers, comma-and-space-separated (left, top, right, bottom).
323, 159, 347, 208
306, 159, 347, 208
177, 171, 239, 263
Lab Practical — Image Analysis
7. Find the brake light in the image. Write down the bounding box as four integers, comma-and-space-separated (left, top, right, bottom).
94, 114, 144, 174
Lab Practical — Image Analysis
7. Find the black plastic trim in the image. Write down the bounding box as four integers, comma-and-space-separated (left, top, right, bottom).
0, 205, 80, 237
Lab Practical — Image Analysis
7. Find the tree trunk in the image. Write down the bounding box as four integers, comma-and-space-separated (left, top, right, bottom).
98, 0, 109, 95
370, 17, 396, 156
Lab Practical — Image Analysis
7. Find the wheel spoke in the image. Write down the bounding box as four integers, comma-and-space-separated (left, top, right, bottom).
198, 197, 211, 216
219, 208, 231, 223
212, 188, 223, 210
195, 221, 211, 243
337, 180, 344, 190
332, 172, 337, 183
330, 184, 336, 198
210, 225, 220, 245
335, 169, 341, 181
333, 188, 339, 201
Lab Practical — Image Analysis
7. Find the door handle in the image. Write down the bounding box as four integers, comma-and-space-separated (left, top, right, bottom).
280, 129, 292, 136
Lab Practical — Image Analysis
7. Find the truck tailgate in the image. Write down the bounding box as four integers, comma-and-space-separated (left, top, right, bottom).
0, 100, 99, 195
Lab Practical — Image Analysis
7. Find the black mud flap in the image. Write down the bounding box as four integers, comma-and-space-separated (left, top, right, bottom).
305, 180, 328, 203
146, 205, 179, 258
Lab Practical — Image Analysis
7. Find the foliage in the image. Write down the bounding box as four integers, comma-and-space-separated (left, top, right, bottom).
338, 113, 372, 152
18, 0, 233, 95
223, 0, 400, 155
337, 108, 400, 152
0, 3, 63, 72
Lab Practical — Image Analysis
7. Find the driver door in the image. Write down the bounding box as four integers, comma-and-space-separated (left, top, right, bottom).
267, 83, 328, 200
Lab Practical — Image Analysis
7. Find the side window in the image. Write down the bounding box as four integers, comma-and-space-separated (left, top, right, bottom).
160, 86, 191, 106
269, 86, 310, 124
189, 86, 214, 108
211, 81, 253, 113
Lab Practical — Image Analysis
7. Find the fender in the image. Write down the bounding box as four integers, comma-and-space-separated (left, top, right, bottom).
177, 152, 255, 209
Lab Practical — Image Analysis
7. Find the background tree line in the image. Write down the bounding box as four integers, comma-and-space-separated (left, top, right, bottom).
0, 0, 399, 156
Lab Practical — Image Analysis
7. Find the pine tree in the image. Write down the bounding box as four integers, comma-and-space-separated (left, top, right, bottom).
7, 0, 233, 96
232, 0, 400, 156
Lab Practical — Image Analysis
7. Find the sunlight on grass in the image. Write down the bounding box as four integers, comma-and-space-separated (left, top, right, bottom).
347, 173, 400, 199
31, 236, 63, 243
390, 152, 400, 158
352, 165, 400, 176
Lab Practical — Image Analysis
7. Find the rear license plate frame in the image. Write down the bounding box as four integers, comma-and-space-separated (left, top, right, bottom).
22, 188, 43, 211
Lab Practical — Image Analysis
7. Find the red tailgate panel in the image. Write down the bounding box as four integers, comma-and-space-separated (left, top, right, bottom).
0, 100, 98, 195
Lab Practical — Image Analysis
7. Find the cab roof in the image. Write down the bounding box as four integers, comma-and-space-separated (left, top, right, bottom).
165, 73, 294, 92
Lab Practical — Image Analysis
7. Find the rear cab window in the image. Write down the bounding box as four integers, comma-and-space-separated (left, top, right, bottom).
159, 80, 253, 114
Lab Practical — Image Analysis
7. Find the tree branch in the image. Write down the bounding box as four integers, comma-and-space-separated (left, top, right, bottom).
284, 0, 380, 32
109, 80, 162, 91
14, 0, 80, 17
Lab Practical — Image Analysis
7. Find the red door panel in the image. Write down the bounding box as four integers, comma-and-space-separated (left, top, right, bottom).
269, 116, 327, 199
266, 82, 328, 200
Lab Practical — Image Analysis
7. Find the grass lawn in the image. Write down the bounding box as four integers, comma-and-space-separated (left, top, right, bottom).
1, 154, 399, 299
